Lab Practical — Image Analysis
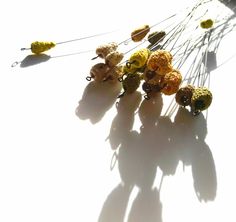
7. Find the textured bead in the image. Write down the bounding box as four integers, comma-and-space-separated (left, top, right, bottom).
105, 51, 124, 67
89, 63, 110, 82
31, 41, 56, 54
142, 68, 163, 85
128, 48, 150, 69
105, 66, 123, 83
122, 73, 141, 94
148, 31, 166, 45
191, 87, 213, 111
122, 63, 138, 74
175, 85, 195, 106
142, 82, 162, 94
131, 25, 150, 42
161, 69, 182, 95
200, 19, 214, 29
147, 50, 173, 75
95, 42, 118, 59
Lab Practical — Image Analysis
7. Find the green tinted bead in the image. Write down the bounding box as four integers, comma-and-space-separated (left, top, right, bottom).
122, 73, 141, 94
148, 31, 166, 45
191, 87, 212, 112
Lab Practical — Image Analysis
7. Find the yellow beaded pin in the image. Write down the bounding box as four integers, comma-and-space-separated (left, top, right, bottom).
20, 30, 117, 55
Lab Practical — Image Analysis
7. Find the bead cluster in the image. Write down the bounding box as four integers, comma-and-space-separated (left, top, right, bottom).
86, 17, 215, 116
175, 85, 213, 115
18, 6, 220, 116
87, 42, 124, 83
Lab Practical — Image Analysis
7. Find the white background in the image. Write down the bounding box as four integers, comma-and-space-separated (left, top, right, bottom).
0, 0, 236, 221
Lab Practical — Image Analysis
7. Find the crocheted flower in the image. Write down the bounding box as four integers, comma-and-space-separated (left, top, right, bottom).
148, 31, 166, 45
127, 48, 150, 69
131, 25, 150, 42
146, 50, 173, 75
191, 87, 212, 112
31, 41, 56, 54
161, 69, 182, 95
95, 42, 118, 59
175, 85, 195, 106
105, 51, 124, 67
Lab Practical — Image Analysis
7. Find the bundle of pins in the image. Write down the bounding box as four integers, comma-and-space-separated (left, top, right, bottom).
17, 0, 236, 117
86, 0, 235, 117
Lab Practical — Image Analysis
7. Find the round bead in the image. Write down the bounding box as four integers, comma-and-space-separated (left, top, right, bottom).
175, 85, 195, 106
161, 69, 182, 95
128, 48, 150, 69
89, 63, 110, 82
191, 87, 213, 112
146, 50, 173, 75
122, 73, 141, 94
142, 68, 163, 85
200, 19, 214, 29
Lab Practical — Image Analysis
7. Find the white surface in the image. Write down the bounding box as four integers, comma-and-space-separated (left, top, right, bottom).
0, 0, 236, 222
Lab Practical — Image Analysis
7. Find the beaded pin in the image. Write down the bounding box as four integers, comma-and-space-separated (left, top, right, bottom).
20, 30, 117, 55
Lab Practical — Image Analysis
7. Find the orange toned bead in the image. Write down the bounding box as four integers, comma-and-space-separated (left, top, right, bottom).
161, 69, 182, 95
146, 50, 173, 75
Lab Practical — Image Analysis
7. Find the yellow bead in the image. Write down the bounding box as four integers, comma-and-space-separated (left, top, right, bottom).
122, 64, 138, 74
31, 41, 56, 54
200, 19, 214, 29
128, 48, 150, 69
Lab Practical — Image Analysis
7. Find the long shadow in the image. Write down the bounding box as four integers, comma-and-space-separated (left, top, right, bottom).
11, 54, 51, 68
11, 50, 93, 68
75, 81, 121, 124
98, 93, 217, 221
106, 91, 142, 150
98, 92, 141, 222
174, 107, 217, 201
127, 95, 164, 222
99, 94, 163, 222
